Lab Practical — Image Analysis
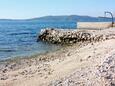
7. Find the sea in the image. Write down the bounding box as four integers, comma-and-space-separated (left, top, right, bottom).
0, 21, 76, 60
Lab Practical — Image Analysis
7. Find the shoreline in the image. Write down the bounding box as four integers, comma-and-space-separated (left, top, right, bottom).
0, 43, 63, 62
0, 28, 115, 86
0, 42, 82, 67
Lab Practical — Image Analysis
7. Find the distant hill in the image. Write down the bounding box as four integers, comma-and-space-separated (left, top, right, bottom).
26, 15, 115, 22
0, 15, 114, 22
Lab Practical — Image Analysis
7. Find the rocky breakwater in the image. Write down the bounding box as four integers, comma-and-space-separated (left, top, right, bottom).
38, 28, 115, 44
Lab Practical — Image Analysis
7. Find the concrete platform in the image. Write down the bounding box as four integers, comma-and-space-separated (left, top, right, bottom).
77, 22, 113, 29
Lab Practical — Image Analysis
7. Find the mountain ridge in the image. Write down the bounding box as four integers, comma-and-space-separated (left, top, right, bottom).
0, 15, 114, 22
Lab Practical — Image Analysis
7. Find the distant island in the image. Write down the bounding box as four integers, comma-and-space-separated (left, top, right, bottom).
0, 15, 115, 22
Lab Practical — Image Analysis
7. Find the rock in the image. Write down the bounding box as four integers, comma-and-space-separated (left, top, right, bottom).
0, 74, 8, 80
2, 69, 8, 73
38, 28, 115, 44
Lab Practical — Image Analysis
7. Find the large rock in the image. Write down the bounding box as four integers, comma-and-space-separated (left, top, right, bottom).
38, 28, 115, 44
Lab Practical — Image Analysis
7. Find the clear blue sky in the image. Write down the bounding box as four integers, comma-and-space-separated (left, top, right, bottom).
0, 0, 115, 19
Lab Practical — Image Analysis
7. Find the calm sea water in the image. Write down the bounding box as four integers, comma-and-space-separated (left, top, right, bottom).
0, 21, 76, 60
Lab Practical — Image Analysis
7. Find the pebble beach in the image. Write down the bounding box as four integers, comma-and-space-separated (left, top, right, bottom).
0, 28, 115, 86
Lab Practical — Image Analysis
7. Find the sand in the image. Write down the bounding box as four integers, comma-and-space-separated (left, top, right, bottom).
0, 28, 115, 86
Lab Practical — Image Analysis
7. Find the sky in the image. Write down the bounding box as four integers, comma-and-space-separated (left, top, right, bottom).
0, 0, 115, 19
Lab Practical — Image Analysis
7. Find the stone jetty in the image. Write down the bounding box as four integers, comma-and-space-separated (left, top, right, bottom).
38, 28, 115, 44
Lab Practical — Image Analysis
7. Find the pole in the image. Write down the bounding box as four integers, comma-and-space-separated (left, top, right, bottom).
105, 11, 114, 27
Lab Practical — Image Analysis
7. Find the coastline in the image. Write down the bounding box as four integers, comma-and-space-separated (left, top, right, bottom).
0, 28, 115, 86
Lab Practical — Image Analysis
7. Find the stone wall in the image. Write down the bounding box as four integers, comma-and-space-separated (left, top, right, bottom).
38, 28, 115, 44
77, 22, 112, 29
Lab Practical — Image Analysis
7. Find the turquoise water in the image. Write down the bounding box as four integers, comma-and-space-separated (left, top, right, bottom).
0, 21, 76, 60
